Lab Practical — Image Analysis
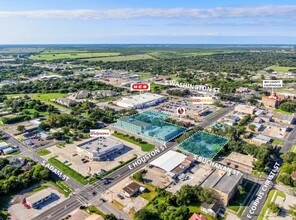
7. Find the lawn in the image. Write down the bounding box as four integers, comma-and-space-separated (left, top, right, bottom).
81, 205, 106, 218
291, 145, 296, 153
48, 157, 88, 185
272, 139, 284, 146
112, 132, 155, 152
37, 149, 51, 156
251, 170, 267, 178
31, 93, 69, 110
5, 94, 24, 98
140, 185, 157, 201
228, 180, 257, 213
29, 52, 120, 61
47, 180, 73, 197
274, 109, 293, 115
258, 190, 286, 220
85, 54, 154, 62
265, 65, 296, 72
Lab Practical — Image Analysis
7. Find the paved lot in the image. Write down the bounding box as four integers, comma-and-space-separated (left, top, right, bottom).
144, 167, 172, 188
9, 187, 66, 220
43, 136, 145, 176
167, 163, 214, 193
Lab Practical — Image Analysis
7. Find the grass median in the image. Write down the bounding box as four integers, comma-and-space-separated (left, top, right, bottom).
48, 157, 88, 185
37, 149, 51, 156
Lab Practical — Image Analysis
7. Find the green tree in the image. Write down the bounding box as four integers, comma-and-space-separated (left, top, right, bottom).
105, 214, 117, 220
17, 125, 26, 133
268, 202, 281, 215
288, 204, 296, 219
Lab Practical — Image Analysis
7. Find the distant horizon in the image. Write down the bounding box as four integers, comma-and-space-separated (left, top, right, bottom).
1, 1, 296, 44
0, 43, 295, 46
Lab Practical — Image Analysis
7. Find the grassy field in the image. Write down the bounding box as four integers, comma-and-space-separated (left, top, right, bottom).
37, 149, 51, 156
140, 185, 157, 201
84, 54, 154, 62
30, 52, 120, 61
265, 65, 296, 72
31, 93, 69, 110
112, 132, 155, 152
48, 157, 88, 185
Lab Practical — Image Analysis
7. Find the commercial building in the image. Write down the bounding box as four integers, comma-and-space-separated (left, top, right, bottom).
76, 137, 124, 161
272, 113, 295, 125
118, 117, 152, 133
116, 93, 166, 109
262, 91, 281, 108
150, 150, 193, 178
202, 170, 243, 206
225, 152, 256, 174
25, 189, 52, 209
234, 104, 256, 115
2, 147, 16, 155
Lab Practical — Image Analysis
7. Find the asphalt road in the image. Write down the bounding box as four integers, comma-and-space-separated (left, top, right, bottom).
2, 107, 232, 220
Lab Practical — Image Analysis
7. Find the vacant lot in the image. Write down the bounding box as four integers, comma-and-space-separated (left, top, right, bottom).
265, 65, 296, 72
29, 52, 120, 61
84, 54, 154, 62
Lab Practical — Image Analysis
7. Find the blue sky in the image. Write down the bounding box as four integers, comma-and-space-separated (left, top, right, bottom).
0, 0, 296, 44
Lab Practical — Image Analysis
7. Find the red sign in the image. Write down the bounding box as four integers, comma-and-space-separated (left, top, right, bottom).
131, 83, 150, 91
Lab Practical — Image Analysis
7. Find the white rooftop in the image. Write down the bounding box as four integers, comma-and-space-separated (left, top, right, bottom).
150, 150, 187, 172
117, 93, 165, 108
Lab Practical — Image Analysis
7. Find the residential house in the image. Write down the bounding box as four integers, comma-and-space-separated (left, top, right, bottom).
201, 201, 221, 217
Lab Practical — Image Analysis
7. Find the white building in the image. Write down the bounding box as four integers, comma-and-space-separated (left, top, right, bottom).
76, 137, 124, 161
116, 93, 166, 109
150, 150, 193, 178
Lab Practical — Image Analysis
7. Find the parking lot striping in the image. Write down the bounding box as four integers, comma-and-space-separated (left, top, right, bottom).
195, 155, 241, 176
128, 144, 168, 170
41, 160, 70, 181
246, 162, 281, 219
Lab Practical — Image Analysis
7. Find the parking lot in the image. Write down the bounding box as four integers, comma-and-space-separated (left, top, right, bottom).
167, 163, 214, 193
143, 167, 172, 188
43, 136, 145, 176
155, 99, 218, 122
9, 186, 66, 220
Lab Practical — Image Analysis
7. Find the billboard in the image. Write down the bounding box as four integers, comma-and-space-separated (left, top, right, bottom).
192, 97, 214, 104
131, 83, 150, 91
90, 129, 110, 137
263, 80, 283, 88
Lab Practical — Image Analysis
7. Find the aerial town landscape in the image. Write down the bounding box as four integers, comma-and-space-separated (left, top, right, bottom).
0, 1, 296, 220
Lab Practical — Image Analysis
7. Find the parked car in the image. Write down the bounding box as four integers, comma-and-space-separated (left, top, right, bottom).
117, 194, 124, 199
99, 198, 107, 202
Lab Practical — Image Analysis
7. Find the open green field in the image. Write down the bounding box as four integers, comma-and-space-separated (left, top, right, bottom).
29, 52, 120, 61
0, 47, 44, 54
30, 93, 69, 110
84, 54, 154, 62
266, 65, 296, 72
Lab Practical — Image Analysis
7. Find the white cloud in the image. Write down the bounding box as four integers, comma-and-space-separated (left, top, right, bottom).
0, 5, 295, 20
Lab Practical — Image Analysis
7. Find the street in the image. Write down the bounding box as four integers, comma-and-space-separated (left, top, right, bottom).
2, 106, 234, 220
